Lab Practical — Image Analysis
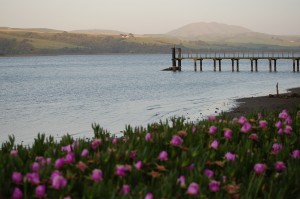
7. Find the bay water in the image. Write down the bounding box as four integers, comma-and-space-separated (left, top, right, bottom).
0, 54, 299, 144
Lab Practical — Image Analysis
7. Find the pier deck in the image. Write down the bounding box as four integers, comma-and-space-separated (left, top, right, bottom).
171, 48, 300, 72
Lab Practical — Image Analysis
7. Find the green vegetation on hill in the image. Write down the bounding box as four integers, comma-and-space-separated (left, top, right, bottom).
0, 27, 299, 56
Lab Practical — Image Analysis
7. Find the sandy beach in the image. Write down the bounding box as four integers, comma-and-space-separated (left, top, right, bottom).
225, 87, 300, 118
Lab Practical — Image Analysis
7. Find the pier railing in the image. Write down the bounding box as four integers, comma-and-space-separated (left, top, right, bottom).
171, 48, 300, 72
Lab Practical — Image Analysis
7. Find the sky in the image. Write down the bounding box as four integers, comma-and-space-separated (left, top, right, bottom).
1, 0, 300, 35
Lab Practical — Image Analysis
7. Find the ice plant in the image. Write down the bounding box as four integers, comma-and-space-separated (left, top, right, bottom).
52, 174, 67, 190
54, 158, 65, 169
284, 125, 292, 135
272, 143, 283, 154
259, 120, 267, 129
145, 132, 152, 141
210, 140, 219, 150
292, 150, 300, 158
209, 180, 220, 192
81, 148, 89, 157
208, 115, 216, 121
225, 152, 236, 161
64, 152, 75, 164
76, 161, 87, 172
145, 192, 153, 199
25, 172, 40, 185
241, 122, 251, 133
177, 175, 186, 188
134, 160, 142, 170
238, 116, 247, 125
249, 133, 259, 141
121, 185, 131, 195
12, 187, 23, 199
158, 151, 168, 161
254, 163, 267, 174
275, 120, 282, 129
91, 169, 103, 182
35, 185, 46, 198
12, 172, 22, 185
91, 138, 101, 150
274, 161, 286, 172
115, 165, 128, 177
209, 125, 217, 135
224, 129, 232, 140
10, 150, 18, 156
170, 135, 183, 146
204, 169, 214, 178
186, 182, 199, 195
61, 144, 72, 153
192, 126, 196, 134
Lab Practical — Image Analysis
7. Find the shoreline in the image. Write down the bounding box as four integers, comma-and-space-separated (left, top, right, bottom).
224, 87, 300, 118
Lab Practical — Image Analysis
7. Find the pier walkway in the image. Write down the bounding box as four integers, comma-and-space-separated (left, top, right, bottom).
171, 48, 300, 72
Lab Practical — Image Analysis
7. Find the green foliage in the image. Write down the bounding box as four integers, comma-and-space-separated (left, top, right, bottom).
0, 109, 300, 198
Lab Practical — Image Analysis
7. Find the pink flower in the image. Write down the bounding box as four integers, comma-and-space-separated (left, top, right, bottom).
91, 138, 101, 150
209, 180, 220, 192
170, 135, 183, 146
241, 122, 252, 133
144, 192, 153, 199
12, 172, 22, 185
158, 151, 168, 161
145, 132, 152, 141
10, 150, 18, 156
52, 174, 67, 190
130, 150, 137, 159
238, 116, 247, 125
210, 140, 219, 150
31, 162, 40, 172
76, 161, 87, 172
274, 161, 286, 171
224, 129, 232, 140
46, 158, 51, 165
25, 172, 40, 185
277, 128, 284, 135
292, 150, 300, 158
208, 115, 216, 121
259, 120, 267, 129
115, 165, 127, 177
35, 185, 46, 198
254, 163, 267, 174
54, 158, 65, 169
225, 152, 236, 161
279, 110, 288, 119
121, 184, 131, 195
272, 143, 283, 154
12, 187, 23, 199
186, 182, 199, 195
249, 133, 259, 141
204, 169, 214, 178
61, 144, 72, 153
177, 175, 186, 188
92, 169, 103, 182
112, 138, 117, 145
257, 113, 262, 120
35, 156, 46, 165
81, 149, 89, 157
209, 126, 217, 135
134, 160, 142, 170
275, 120, 282, 129
284, 125, 292, 135
192, 126, 196, 134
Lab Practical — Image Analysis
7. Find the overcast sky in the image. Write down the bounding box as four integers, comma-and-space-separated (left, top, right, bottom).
1, 0, 300, 35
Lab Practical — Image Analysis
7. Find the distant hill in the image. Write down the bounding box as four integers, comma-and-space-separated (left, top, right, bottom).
167, 22, 252, 40
71, 29, 125, 35
0, 27, 63, 33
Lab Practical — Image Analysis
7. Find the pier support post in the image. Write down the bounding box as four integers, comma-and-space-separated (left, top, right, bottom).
213, 59, 216, 72
172, 47, 176, 71
274, 59, 277, 72
218, 59, 221, 71
178, 48, 182, 71
200, 59, 203, 72
194, 59, 197, 72
269, 59, 272, 72
255, 59, 258, 72
251, 59, 253, 72
297, 59, 300, 72
231, 59, 234, 72
236, 59, 239, 72
293, 59, 295, 72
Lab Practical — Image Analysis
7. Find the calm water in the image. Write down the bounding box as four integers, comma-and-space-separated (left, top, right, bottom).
0, 54, 299, 144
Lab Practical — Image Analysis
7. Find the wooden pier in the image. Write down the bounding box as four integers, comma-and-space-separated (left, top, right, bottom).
171, 48, 300, 72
